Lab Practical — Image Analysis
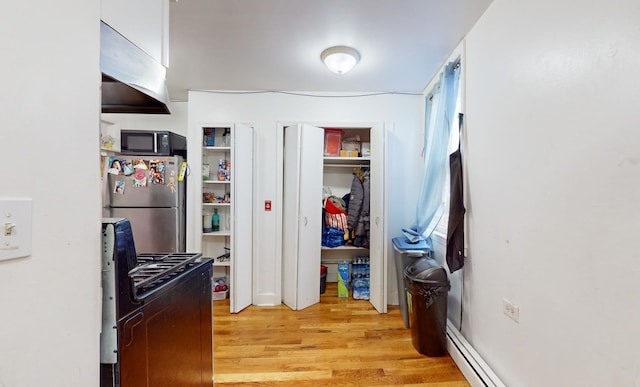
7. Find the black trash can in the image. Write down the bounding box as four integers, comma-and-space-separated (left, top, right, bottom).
404, 258, 450, 357
392, 237, 431, 328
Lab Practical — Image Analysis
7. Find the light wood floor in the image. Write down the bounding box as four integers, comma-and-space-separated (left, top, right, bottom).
213, 282, 469, 386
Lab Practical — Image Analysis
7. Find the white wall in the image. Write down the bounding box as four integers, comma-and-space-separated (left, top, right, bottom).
101, 0, 170, 66
459, 0, 640, 385
101, 100, 188, 137
0, 3, 101, 387
186, 91, 424, 306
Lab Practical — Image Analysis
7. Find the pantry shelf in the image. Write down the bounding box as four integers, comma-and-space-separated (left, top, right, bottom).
203, 231, 231, 237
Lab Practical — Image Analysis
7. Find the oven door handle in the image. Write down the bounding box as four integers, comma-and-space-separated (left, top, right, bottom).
122, 312, 144, 347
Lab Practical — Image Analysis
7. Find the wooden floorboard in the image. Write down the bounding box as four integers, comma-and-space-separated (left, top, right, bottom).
213, 282, 469, 386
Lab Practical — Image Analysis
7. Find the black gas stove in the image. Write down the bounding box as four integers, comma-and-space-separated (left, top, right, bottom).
131, 252, 204, 299
100, 218, 213, 387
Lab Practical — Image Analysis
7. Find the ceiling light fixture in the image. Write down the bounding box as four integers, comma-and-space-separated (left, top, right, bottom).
321, 46, 360, 75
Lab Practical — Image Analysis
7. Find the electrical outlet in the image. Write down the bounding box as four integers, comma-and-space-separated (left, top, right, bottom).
503, 299, 519, 323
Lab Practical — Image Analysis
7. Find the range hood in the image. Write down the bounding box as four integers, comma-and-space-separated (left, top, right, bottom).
100, 21, 170, 114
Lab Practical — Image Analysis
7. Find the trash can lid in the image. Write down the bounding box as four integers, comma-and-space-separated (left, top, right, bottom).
392, 237, 432, 252
404, 258, 449, 284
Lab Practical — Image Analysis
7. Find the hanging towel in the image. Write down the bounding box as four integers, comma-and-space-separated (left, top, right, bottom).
446, 113, 466, 273
401, 227, 425, 244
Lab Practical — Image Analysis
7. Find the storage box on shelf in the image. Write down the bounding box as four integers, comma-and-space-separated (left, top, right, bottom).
323, 128, 344, 157
213, 289, 229, 300
323, 127, 371, 159
213, 276, 229, 300
361, 142, 371, 157
340, 150, 359, 157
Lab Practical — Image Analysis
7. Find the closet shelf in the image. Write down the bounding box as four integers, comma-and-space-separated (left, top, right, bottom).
321, 246, 369, 251
324, 164, 369, 168
324, 156, 370, 164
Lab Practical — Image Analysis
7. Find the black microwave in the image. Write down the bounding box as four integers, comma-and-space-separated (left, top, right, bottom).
120, 130, 187, 157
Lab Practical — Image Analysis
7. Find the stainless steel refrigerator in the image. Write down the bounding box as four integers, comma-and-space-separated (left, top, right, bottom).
103, 155, 186, 253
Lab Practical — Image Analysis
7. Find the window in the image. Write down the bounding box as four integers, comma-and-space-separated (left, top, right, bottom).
410, 58, 462, 243
433, 81, 463, 240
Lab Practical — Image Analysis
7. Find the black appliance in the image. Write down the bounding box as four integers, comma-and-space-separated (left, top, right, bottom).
120, 130, 187, 157
100, 218, 213, 387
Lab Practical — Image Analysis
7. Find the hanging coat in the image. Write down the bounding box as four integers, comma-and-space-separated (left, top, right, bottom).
347, 169, 370, 247
347, 172, 363, 230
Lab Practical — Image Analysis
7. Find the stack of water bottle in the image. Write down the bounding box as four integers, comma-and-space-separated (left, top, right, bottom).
351, 256, 370, 300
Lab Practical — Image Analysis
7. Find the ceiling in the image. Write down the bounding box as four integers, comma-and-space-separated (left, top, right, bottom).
167, 0, 493, 101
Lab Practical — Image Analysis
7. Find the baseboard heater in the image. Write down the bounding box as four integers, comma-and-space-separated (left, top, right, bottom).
446, 321, 506, 387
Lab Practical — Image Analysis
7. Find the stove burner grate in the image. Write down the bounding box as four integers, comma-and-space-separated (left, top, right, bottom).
129, 253, 202, 299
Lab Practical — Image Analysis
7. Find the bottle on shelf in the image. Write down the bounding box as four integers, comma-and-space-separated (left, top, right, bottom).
223, 128, 231, 146
212, 208, 220, 232
218, 159, 227, 181
203, 212, 212, 233
204, 128, 216, 146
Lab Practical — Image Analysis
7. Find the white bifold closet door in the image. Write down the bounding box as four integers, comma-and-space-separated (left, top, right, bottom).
282, 123, 386, 313
282, 123, 324, 310
231, 123, 254, 313
368, 124, 385, 313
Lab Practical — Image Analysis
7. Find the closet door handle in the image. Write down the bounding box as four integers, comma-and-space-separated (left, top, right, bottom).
303, 217, 308, 226
376, 217, 380, 226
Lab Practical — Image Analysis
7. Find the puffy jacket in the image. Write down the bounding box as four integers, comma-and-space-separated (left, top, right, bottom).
347, 169, 370, 247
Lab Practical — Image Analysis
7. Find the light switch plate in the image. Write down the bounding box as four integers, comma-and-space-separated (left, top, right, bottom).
0, 198, 32, 262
